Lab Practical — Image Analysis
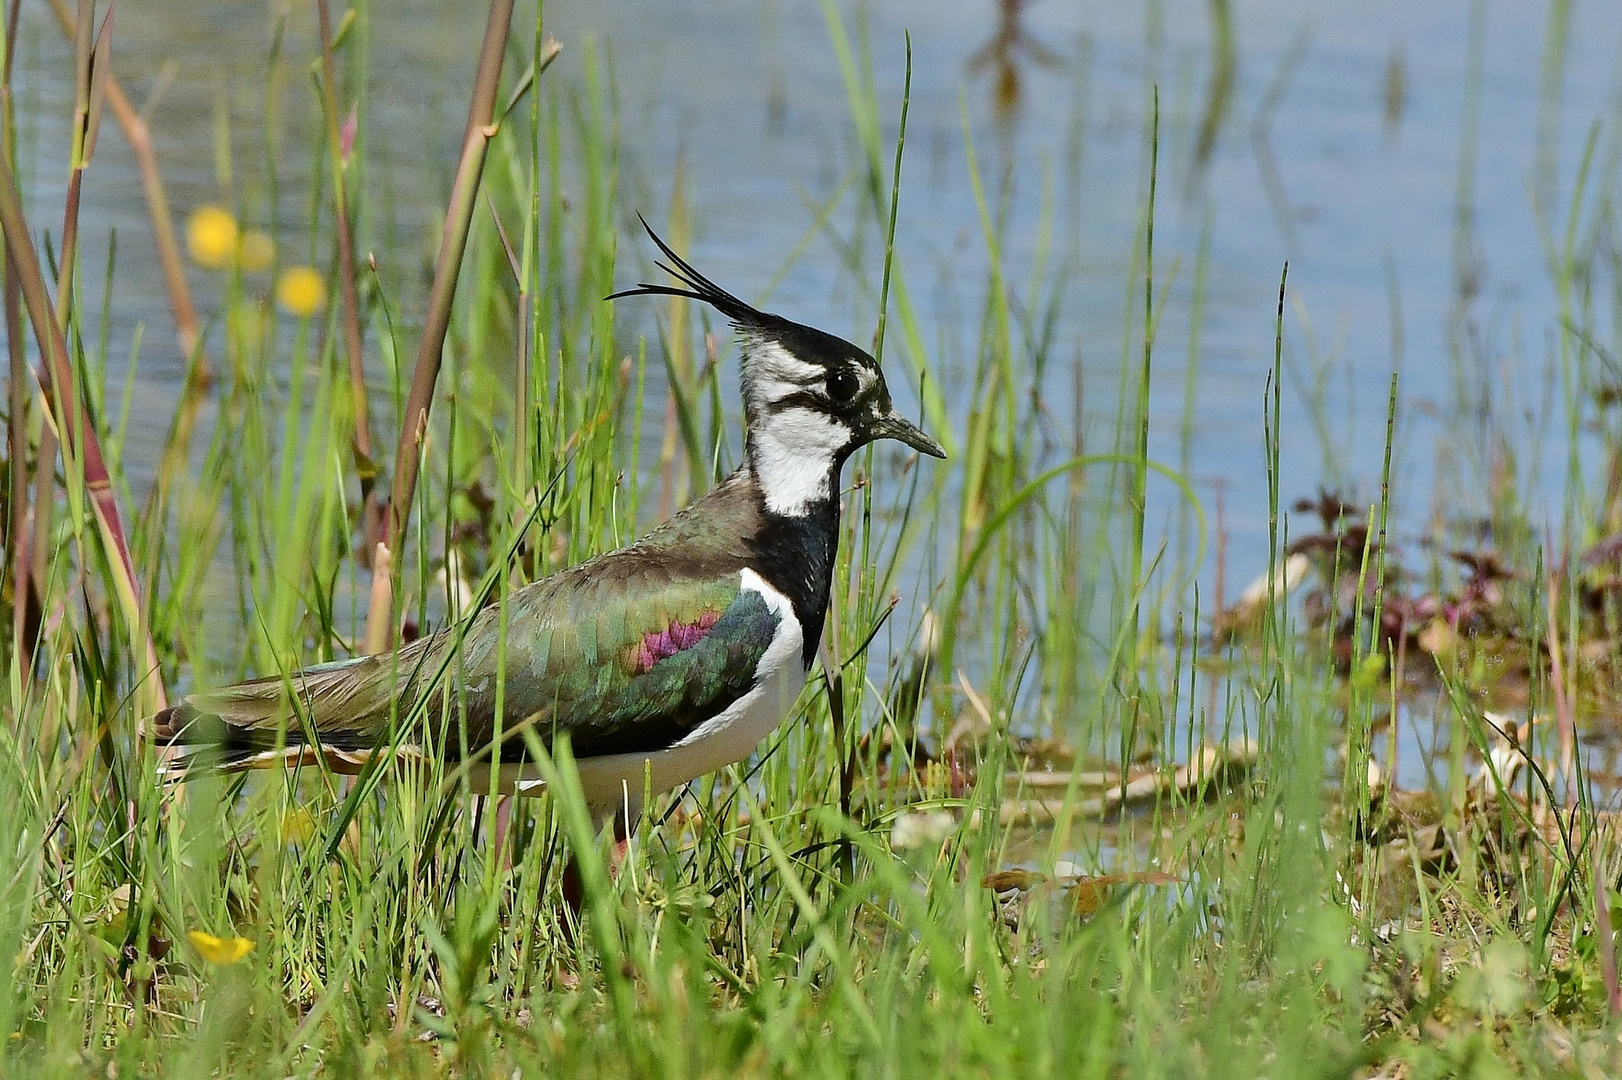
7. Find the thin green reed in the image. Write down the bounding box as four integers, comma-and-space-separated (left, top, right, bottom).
515, 5, 543, 508
1174, 208, 1212, 592
1346, 373, 1399, 925
1557, 124, 1602, 538
1230, 262, 1295, 965
827, 33, 914, 880
871, 33, 909, 372
1446, 0, 1485, 459
1534, 0, 1572, 225
821, 1, 947, 444
941, 92, 1007, 689
1122, 89, 1158, 786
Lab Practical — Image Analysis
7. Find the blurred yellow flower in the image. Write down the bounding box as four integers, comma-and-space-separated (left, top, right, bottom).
186, 205, 238, 269
239, 229, 275, 274
187, 930, 255, 965
278, 806, 318, 846
276, 266, 327, 317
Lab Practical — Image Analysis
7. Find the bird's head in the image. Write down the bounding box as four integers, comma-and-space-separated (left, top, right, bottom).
609, 218, 945, 517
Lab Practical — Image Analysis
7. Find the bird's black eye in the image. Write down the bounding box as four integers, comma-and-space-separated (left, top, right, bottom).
826, 368, 859, 404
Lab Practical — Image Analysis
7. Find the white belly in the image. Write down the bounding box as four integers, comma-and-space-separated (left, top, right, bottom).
487, 568, 808, 824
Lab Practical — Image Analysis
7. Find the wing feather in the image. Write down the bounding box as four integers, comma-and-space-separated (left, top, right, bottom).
153, 469, 782, 766
155, 561, 782, 764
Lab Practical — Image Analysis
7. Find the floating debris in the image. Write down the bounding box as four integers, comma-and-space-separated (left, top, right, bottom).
1000, 739, 1259, 825
979, 865, 1182, 928
1213, 554, 1311, 641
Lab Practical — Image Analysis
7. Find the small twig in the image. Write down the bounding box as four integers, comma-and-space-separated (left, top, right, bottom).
4, 249, 32, 673
54, 0, 95, 328
375, 0, 521, 640
2, 0, 17, 77
28, 426, 54, 623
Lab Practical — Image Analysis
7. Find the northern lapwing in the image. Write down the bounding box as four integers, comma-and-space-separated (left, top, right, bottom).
150, 220, 945, 843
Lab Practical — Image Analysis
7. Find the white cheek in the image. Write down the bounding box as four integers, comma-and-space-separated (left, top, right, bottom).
751, 407, 851, 516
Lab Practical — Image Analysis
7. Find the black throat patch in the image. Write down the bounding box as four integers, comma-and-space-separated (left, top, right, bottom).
746, 480, 840, 667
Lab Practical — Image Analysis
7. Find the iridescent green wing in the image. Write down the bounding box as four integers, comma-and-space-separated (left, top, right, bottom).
154, 475, 784, 762
155, 565, 782, 762
425, 560, 783, 758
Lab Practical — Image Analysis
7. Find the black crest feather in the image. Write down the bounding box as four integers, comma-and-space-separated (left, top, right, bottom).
606, 213, 768, 326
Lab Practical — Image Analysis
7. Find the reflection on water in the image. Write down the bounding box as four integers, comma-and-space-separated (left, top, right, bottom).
965, 0, 1064, 127
1189, 0, 1234, 181
1382, 39, 1406, 139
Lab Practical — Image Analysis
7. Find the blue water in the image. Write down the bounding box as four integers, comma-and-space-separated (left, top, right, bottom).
16, 0, 1620, 577
546, 0, 1622, 580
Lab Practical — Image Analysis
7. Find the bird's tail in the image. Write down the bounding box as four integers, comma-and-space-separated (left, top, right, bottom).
148, 653, 408, 779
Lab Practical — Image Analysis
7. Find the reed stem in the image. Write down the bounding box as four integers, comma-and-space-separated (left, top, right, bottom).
378, 0, 518, 641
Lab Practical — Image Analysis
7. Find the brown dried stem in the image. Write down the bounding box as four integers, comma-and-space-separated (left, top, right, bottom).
373, 0, 517, 640
54, 0, 93, 324
315, 0, 376, 499
1545, 558, 1615, 1010
42, 0, 212, 535
3, 0, 35, 674
4, 248, 31, 672
26, 424, 50, 618
46, 0, 201, 374
0, 59, 165, 711
1545, 562, 1577, 814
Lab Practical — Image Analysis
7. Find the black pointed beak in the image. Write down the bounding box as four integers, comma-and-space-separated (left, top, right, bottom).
870, 410, 946, 458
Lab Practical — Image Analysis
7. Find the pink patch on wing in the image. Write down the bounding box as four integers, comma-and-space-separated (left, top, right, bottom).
627, 610, 722, 674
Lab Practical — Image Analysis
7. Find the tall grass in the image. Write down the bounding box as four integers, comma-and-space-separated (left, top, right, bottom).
2, 2, 1621, 1077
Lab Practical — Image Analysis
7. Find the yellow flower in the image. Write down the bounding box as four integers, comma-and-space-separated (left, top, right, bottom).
239, 229, 275, 273
276, 266, 327, 317
186, 205, 238, 269
1350, 651, 1388, 693
187, 930, 255, 965
278, 806, 318, 846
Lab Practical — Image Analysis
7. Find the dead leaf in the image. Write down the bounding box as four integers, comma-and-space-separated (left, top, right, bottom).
1067, 872, 1181, 918
981, 868, 1047, 894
